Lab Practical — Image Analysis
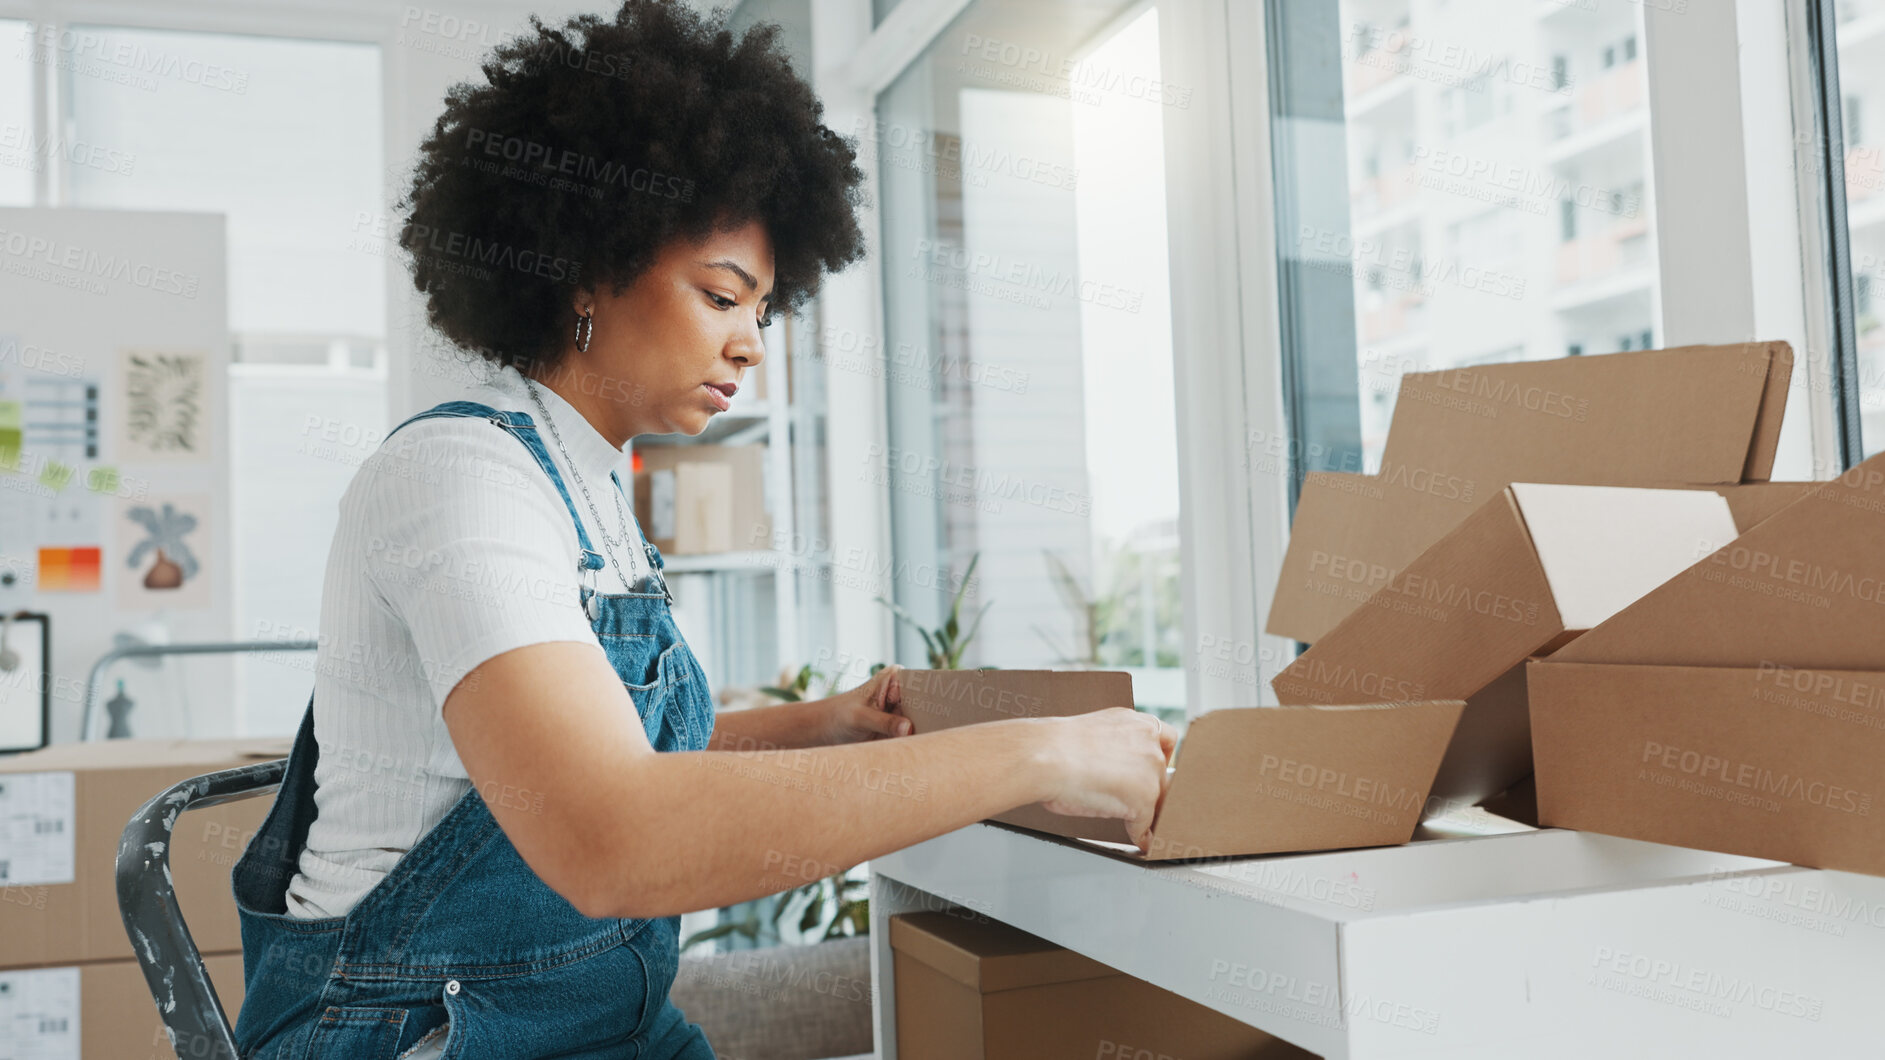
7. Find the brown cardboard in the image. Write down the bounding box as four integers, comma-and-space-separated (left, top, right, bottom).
1529, 452, 1885, 875
896, 669, 1465, 860
1530, 663, 1885, 875
632, 443, 771, 555
1144, 700, 1464, 860
0, 951, 245, 1059
1268, 342, 1792, 643
1687, 481, 1825, 534
0, 739, 276, 968
889, 912, 1316, 1059
1552, 456, 1885, 669
897, 669, 1137, 846
1272, 483, 1738, 805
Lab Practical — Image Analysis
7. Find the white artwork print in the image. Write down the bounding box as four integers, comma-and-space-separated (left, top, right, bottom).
118, 349, 208, 461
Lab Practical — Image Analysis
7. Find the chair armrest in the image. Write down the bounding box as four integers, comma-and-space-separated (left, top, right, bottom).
116, 759, 286, 1060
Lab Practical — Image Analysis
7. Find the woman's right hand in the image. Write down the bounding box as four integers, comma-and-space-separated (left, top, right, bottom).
1032, 707, 1178, 852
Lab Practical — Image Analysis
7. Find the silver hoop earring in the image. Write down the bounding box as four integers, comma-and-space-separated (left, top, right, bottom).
575, 311, 594, 353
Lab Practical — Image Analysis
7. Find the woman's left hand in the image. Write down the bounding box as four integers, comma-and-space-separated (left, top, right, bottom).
814, 664, 911, 745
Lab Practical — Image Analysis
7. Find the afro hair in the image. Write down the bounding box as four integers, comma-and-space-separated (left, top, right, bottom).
396, 0, 867, 369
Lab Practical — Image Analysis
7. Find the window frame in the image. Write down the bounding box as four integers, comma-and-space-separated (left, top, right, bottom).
823, 0, 1287, 707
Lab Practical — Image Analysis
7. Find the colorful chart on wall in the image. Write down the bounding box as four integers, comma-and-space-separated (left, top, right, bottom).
117, 349, 208, 462
34, 484, 105, 593
117, 492, 211, 610
36, 547, 101, 591
24, 373, 102, 463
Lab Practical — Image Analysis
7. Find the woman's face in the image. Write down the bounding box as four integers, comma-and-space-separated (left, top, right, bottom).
533, 218, 774, 447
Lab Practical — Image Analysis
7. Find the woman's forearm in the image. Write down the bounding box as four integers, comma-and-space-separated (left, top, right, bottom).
586, 719, 1058, 919
706, 697, 824, 751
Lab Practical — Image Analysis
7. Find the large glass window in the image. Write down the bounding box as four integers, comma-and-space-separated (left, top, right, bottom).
1278, 0, 1661, 474
59, 26, 386, 732
0, 20, 33, 206
1833, 0, 1885, 453
871, 0, 1186, 719
63, 26, 384, 341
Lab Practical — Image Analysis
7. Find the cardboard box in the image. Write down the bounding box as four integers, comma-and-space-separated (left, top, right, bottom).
895, 669, 1464, 860
890, 911, 1315, 1059
0, 951, 245, 1059
632, 443, 771, 555
1268, 342, 1792, 644
1531, 453, 1885, 875
0, 737, 288, 968
1272, 483, 1740, 806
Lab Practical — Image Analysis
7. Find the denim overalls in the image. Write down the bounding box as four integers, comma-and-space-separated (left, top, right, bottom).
230, 400, 719, 1059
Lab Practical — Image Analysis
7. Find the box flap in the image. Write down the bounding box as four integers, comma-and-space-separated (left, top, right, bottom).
1380, 342, 1787, 488
1670, 481, 1827, 533
888, 912, 1117, 993
1139, 701, 1464, 861
1266, 471, 1479, 644
1267, 344, 1790, 644
1273, 491, 1562, 706
1553, 453, 1885, 669
1510, 483, 1738, 630
898, 669, 1136, 845
1743, 342, 1794, 482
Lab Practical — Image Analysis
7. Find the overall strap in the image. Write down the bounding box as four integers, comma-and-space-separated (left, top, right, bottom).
386, 400, 603, 573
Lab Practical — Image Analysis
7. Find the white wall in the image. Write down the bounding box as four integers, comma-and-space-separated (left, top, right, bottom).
0, 206, 229, 743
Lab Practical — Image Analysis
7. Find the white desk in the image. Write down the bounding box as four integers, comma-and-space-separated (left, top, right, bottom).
868, 822, 1885, 1059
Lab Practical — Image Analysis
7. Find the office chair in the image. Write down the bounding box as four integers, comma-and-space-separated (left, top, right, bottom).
117, 758, 287, 1060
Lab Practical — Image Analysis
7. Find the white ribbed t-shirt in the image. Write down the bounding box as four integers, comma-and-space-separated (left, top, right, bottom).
283, 362, 651, 920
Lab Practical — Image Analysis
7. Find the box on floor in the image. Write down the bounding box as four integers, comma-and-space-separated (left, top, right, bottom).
0, 737, 289, 968
890, 911, 1317, 1059
0, 951, 244, 1060
1530, 450, 1885, 877
896, 669, 1463, 861
1267, 341, 1793, 645
1272, 482, 1741, 807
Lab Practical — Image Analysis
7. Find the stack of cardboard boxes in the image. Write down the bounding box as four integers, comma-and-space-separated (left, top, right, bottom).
899, 341, 1832, 866
893, 340, 1885, 1056
0, 737, 286, 1058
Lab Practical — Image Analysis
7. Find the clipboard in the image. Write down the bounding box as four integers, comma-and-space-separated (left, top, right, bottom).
0, 611, 50, 754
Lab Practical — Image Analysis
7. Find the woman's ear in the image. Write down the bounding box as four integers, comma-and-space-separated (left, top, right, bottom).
571, 286, 596, 317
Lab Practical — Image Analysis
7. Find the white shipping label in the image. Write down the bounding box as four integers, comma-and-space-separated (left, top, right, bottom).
0, 772, 76, 887
0, 965, 80, 1060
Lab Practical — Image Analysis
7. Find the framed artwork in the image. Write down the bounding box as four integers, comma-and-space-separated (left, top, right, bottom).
118, 349, 208, 462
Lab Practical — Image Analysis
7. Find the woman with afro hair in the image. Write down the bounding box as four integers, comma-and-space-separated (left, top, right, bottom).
229, 2, 1174, 1056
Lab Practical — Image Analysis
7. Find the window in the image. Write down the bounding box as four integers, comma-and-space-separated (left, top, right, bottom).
57, 25, 386, 732
873, 0, 1186, 719
1828, 0, 1885, 453
64, 26, 384, 342
0, 20, 32, 206
1273, 0, 1661, 472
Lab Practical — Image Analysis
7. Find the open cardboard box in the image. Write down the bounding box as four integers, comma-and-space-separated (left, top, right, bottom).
1268, 341, 1793, 644
1271, 483, 1741, 808
896, 669, 1463, 861
1530, 451, 1885, 876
